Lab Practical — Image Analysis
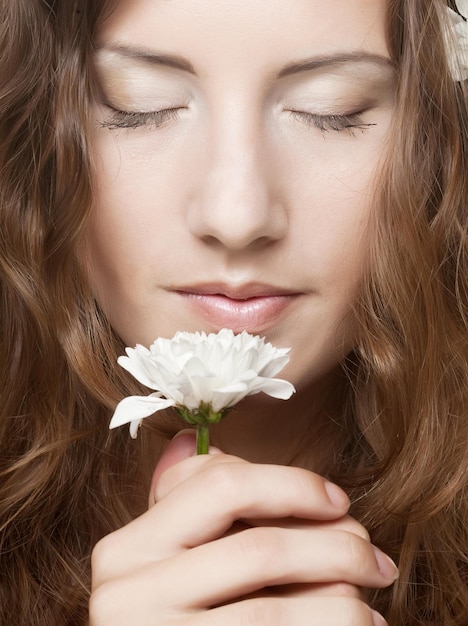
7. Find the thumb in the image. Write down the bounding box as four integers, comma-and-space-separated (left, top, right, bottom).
148, 430, 197, 508
149, 429, 223, 507
152, 429, 198, 484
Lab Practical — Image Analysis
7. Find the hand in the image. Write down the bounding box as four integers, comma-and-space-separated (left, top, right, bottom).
90, 431, 396, 625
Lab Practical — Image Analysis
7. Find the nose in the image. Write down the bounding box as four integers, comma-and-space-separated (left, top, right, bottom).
186, 119, 288, 251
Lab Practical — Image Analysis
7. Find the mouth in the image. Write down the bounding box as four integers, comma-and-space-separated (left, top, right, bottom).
172, 283, 302, 333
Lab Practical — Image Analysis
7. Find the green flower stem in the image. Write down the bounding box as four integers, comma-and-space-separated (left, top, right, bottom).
176, 404, 232, 454
196, 424, 210, 455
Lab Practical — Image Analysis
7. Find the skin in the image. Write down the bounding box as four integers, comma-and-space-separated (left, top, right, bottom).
91, 433, 397, 625
87, 0, 398, 623
87, 0, 395, 465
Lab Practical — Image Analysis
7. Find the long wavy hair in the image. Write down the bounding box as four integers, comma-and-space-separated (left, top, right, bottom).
0, 0, 466, 624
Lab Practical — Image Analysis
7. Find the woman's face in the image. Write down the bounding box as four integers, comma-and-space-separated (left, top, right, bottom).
87, 0, 395, 390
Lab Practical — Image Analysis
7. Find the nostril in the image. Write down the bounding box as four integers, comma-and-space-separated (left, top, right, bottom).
186, 161, 287, 250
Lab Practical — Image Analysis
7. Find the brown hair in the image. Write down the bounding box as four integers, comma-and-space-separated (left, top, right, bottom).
343, 1, 468, 623
0, 0, 466, 624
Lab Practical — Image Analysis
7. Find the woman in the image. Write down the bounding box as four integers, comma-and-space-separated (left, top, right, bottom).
0, 0, 466, 624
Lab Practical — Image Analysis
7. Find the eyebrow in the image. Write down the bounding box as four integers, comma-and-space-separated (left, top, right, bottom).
96, 44, 395, 78
277, 51, 396, 77
96, 44, 196, 74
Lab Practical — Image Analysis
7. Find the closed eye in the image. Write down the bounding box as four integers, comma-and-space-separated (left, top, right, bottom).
289, 110, 376, 134
98, 106, 185, 130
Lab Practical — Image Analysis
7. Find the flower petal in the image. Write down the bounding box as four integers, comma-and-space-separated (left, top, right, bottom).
129, 419, 142, 439
112, 329, 296, 435
211, 390, 248, 412
109, 394, 176, 429
456, 0, 468, 19
446, 6, 468, 80
257, 352, 291, 378
248, 376, 296, 400
117, 349, 162, 390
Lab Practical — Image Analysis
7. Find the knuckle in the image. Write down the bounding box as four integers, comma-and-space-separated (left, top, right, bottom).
153, 465, 181, 501
323, 582, 362, 598
91, 533, 116, 572
91, 531, 124, 583
201, 459, 243, 497
238, 597, 285, 626
154, 455, 206, 500
336, 533, 374, 579
290, 467, 323, 502
326, 597, 381, 626
236, 527, 285, 576
154, 453, 238, 502
339, 515, 371, 542
284, 465, 308, 491
89, 580, 122, 623
289, 466, 326, 498
337, 597, 382, 626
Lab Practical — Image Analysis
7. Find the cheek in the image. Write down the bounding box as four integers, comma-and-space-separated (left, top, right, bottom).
279, 163, 376, 383
86, 131, 187, 270
86, 115, 381, 358
83, 132, 201, 344
286, 156, 375, 286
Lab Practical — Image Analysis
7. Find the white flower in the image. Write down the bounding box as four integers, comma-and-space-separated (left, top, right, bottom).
110, 329, 296, 438
446, 1, 468, 81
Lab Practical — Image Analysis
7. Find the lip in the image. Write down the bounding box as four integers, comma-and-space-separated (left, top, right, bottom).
173, 283, 301, 333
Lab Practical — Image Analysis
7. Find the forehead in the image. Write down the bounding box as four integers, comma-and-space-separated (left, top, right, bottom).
97, 0, 390, 73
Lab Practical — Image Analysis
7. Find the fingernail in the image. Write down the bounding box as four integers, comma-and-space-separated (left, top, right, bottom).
374, 548, 399, 581
208, 445, 223, 454
372, 610, 388, 626
324, 481, 350, 509
173, 428, 197, 441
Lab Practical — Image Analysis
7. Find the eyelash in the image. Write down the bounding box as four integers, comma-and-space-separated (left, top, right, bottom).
99, 106, 375, 135
289, 110, 376, 134
99, 107, 182, 130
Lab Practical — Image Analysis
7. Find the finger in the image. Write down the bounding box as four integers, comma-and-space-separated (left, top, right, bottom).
247, 514, 371, 542
153, 450, 348, 508
149, 430, 223, 507
149, 430, 197, 507
148, 527, 398, 608
233, 581, 363, 601
151, 459, 350, 553
277, 581, 363, 599
93, 460, 350, 584
91, 580, 387, 626
193, 597, 388, 626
